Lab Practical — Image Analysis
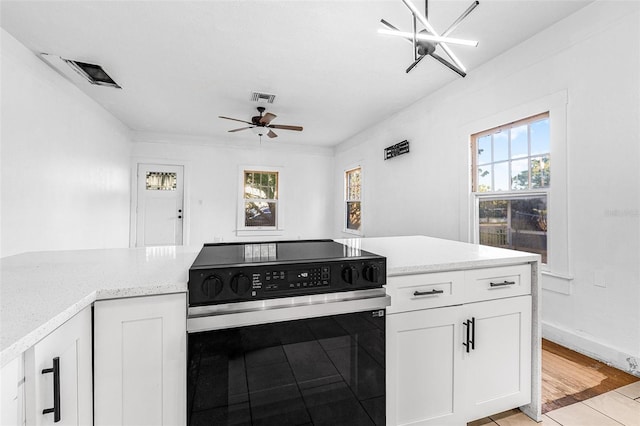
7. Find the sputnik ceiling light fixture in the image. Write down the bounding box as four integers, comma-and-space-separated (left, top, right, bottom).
379, 0, 480, 76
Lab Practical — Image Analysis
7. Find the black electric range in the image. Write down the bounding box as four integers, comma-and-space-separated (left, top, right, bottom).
188, 239, 386, 306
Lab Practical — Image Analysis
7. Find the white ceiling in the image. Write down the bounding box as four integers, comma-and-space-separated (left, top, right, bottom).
1, 0, 592, 147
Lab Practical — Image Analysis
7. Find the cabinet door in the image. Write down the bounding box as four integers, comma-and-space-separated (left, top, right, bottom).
463, 295, 532, 421
1, 355, 25, 426
387, 305, 464, 426
94, 293, 186, 426
24, 307, 92, 426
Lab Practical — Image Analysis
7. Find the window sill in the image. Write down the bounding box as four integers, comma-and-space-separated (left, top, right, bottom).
342, 229, 363, 236
541, 270, 574, 295
236, 229, 284, 238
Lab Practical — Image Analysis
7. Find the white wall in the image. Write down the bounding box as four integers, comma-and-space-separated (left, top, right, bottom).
333, 0, 640, 375
131, 134, 334, 247
0, 29, 132, 257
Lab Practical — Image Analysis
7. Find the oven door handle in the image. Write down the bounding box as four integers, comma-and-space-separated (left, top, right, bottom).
187, 289, 390, 333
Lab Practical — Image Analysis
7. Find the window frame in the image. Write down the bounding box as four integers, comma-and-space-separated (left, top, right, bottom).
343, 165, 363, 235
236, 165, 284, 237
471, 113, 550, 264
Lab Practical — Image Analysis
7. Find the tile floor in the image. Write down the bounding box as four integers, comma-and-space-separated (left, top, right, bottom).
468, 381, 640, 426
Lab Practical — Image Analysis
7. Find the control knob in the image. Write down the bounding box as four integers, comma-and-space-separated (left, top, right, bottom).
341, 265, 359, 285
230, 273, 252, 296
363, 264, 380, 283
201, 275, 223, 299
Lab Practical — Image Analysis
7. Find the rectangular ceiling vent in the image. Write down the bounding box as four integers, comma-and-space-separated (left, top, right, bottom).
250, 91, 276, 104
63, 59, 121, 89
39, 53, 121, 89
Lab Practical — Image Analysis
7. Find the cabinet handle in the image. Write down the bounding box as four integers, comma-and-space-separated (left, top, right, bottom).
462, 317, 476, 353
489, 280, 516, 287
42, 357, 61, 422
413, 289, 444, 296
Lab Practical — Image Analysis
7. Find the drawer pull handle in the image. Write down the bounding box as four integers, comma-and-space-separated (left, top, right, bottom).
413, 289, 444, 296
490, 280, 516, 287
42, 356, 61, 422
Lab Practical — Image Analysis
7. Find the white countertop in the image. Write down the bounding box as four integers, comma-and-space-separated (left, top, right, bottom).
1, 245, 200, 367
337, 235, 539, 276
1, 236, 538, 367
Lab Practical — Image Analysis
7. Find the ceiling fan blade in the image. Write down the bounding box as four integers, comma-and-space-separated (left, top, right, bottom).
269, 124, 303, 131
219, 116, 253, 125
267, 130, 278, 138
406, 54, 427, 73
430, 52, 466, 77
260, 113, 277, 125
228, 126, 254, 132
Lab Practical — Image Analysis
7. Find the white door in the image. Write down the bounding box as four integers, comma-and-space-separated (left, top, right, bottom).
136, 164, 184, 247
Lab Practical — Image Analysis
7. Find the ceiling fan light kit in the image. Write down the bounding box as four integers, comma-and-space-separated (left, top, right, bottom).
380, 0, 480, 76
219, 106, 303, 140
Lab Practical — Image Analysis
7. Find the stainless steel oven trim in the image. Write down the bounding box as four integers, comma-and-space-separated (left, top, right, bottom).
187, 288, 390, 333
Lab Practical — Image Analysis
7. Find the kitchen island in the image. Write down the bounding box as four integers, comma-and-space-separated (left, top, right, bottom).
1, 236, 540, 424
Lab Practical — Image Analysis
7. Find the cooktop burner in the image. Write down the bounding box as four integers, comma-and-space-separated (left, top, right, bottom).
188, 240, 386, 306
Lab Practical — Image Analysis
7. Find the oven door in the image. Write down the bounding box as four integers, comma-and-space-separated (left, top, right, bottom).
187, 289, 389, 426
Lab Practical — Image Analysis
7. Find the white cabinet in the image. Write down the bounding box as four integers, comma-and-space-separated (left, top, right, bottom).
387, 303, 463, 425
24, 306, 93, 426
93, 293, 186, 426
1, 355, 25, 425
386, 264, 533, 426
462, 296, 531, 421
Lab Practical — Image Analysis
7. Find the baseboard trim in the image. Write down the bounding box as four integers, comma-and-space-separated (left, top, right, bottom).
542, 321, 640, 377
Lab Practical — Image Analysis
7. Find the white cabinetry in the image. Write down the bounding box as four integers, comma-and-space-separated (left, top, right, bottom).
1, 355, 25, 425
24, 306, 93, 426
386, 264, 533, 426
93, 293, 186, 426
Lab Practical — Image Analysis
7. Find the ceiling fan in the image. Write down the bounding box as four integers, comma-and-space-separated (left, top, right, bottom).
219, 107, 303, 139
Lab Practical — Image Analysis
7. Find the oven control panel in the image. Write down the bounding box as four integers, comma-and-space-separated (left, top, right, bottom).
189, 259, 386, 306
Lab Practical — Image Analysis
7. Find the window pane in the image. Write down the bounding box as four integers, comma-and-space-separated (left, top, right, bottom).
493, 162, 509, 191
510, 125, 528, 159
493, 132, 509, 162
531, 156, 550, 188
511, 158, 529, 190
477, 166, 491, 192
477, 135, 492, 164
245, 201, 276, 227
346, 201, 361, 231
244, 171, 278, 200
479, 196, 547, 263
146, 172, 177, 191
346, 168, 361, 200
531, 118, 550, 155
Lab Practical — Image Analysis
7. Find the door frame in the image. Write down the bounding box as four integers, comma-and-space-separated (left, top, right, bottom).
129, 158, 190, 248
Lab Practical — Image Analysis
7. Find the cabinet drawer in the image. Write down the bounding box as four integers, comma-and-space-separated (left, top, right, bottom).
464, 264, 531, 303
386, 271, 464, 313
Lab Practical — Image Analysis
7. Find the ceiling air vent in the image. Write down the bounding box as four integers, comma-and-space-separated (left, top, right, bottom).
39, 53, 121, 89
250, 91, 276, 104
63, 59, 121, 88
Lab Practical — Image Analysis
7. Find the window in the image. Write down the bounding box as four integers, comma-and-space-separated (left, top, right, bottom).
471, 113, 549, 263
345, 167, 362, 233
243, 170, 278, 228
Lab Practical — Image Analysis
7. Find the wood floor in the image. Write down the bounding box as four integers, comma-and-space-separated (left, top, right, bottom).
468, 339, 640, 426
541, 339, 639, 413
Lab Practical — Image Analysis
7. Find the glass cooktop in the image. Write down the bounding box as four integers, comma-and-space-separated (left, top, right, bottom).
190, 239, 377, 268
